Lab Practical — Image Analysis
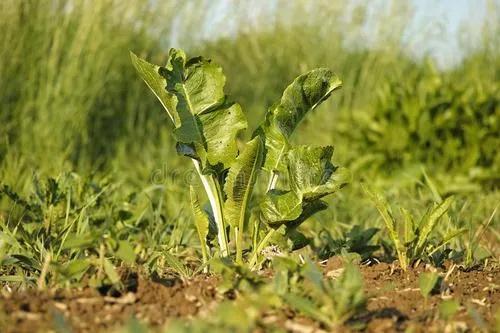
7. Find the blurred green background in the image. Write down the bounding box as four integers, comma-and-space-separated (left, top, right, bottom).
0, 0, 498, 285
1, 0, 498, 187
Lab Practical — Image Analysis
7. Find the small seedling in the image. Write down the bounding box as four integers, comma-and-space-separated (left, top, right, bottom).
365, 187, 464, 271
131, 49, 349, 270
464, 205, 497, 269
282, 259, 367, 328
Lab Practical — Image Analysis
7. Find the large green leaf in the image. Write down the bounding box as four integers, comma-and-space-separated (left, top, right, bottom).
160, 49, 222, 145
287, 145, 350, 201
287, 199, 329, 229
260, 145, 348, 227
131, 49, 247, 171
260, 190, 303, 226
224, 137, 264, 228
257, 69, 342, 173
129, 51, 178, 125
160, 49, 246, 171
260, 193, 329, 227
198, 103, 247, 169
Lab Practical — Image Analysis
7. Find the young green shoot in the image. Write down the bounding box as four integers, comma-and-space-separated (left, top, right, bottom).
365, 187, 463, 271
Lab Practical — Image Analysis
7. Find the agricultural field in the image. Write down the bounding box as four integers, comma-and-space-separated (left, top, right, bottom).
0, 1, 499, 332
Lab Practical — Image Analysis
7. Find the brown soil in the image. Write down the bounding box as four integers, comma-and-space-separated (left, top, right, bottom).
0, 261, 498, 333
327, 258, 499, 332
0, 272, 220, 333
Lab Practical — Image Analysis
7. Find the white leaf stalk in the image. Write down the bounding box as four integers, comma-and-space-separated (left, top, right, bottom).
192, 159, 229, 257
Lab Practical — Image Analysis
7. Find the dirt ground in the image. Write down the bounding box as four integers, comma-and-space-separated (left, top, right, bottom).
0, 261, 498, 332
328, 259, 499, 332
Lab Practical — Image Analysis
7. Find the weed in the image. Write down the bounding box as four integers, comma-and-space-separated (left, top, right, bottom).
365, 187, 465, 271
463, 205, 498, 268
282, 259, 367, 328
314, 225, 379, 261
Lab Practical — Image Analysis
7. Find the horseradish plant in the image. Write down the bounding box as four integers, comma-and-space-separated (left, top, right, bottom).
130, 49, 349, 269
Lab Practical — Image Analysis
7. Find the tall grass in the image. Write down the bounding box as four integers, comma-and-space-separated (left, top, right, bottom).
0, 0, 183, 191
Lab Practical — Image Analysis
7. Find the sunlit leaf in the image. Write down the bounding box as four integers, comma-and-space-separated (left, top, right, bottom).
257, 69, 342, 173
129, 51, 178, 124
131, 49, 247, 172
287, 145, 350, 201
224, 137, 264, 228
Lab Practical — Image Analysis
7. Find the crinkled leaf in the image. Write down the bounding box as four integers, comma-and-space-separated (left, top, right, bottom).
159, 49, 215, 144
265, 200, 325, 252
287, 145, 350, 201
261, 145, 348, 227
131, 49, 247, 171
224, 137, 264, 228
198, 103, 247, 170
163, 49, 225, 114
261, 195, 328, 228
257, 69, 342, 173
160, 49, 246, 171
260, 190, 303, 226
